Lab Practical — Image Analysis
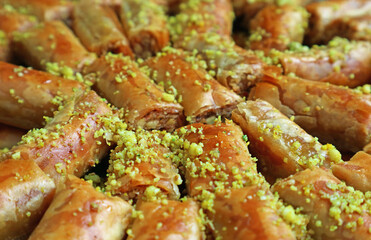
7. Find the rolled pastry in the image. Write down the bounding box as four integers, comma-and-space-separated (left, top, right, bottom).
106, 129, 181, 201
177, 121, 261, 198
232, 100, 342, 180
233, 0, 312, 29
171, 0, 265, 94
128, 199, 201, 240
85, 53, 184, 131
0, 158, 55, 240
29, 175, 132, 240
0, 0, 72, 21
13, 21, 96, 72
142, 48, 242, 123
275, 38, 371, 87
119, 0, 169, 58
332, 151, 371, 192
0, 61, 85, 129
0, 6, 37, 38
1, 90, 112, 184
72, 0, 133, 57
248, 4, 309, 53
209, 186, 296, 240
324, 15, 371, 42
305, 0, 371, 44
249, 72, 371, 152
272, 167, 371, 239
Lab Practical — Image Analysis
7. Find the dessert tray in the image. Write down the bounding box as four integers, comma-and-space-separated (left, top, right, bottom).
0, 0, 370, 239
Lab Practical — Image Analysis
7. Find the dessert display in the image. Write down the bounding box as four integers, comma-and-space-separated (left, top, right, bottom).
0, 0, 370, 239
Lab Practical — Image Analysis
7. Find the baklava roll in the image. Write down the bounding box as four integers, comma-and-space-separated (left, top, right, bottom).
0, 61, 85, 129
249, 72, 371, 153
106, 129, 181, 201
0, 0, 72, 21
325, 15, 371, 42
0, 158, 56, 240
119, 0, 169, 58
177, 121, 262, 198
13, 21, 95, 72
0, 7, 37, 38
85, 53, 184, 131
209, 186, 296, 240
0, 123, 26, 149
29, 175, 132, 240
332, 151, 371, 192
175, 0, 234, 37
305, 0, 371, 45
1, 91, 112, 184
171, 0, 265, 94
272, 167, 371, 240
275, 38, 371, 87
143, 49, 243, 123
128, 199, 201, 240
72, 0, 133, 57
232, 100, 342, 180
248, 5, 309, 53
233, 0, 312, 29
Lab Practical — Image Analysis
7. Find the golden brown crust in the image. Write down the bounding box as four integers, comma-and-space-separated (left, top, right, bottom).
176, 0, 234, 37
143, 49, 243, 123
272, 167, 371, 239
0, 158, 56, 240
210, 186, 296, 240
171, 0, 265, 94
0, 0, 73, 21
72, 1, 133, 57
0, 7, 37, 38
324, 15, 371, 42
178, 121, 260, 197
305, 0, 371, 45
248, 5, 309, 53
249, 72, 371, 152
232, 100, 342, 180
85, 53, 184, 131
0, 123, 26, 149
13, 21, 96, 72
0, 61, 85, 129
233, 0, 312, 29
29, 175, 132, 240
276, 39, 371, 87
332, 151, 371, 192
1, 91, 112, 184
119, 0, 169, 58
128, 199, 201, 240
106, 129, 181, 201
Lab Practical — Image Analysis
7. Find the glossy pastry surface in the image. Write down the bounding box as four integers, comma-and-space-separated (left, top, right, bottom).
29, 175, 132, 240
128, 199, 201, 240
0, 61, 85, 129
0, 158, 55, 240
85, 53, 184, 131
249, 72, 371, 152
232, 100, 342, 180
